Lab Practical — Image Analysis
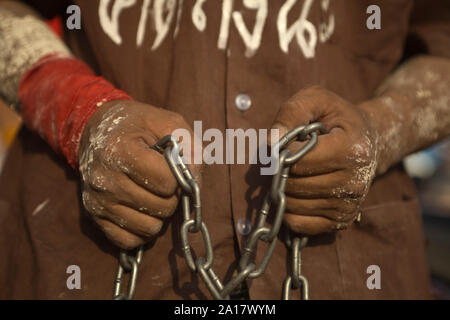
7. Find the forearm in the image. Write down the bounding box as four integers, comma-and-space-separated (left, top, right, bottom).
360, 55, 450, 176
0, 1, 132, 168
0, 0, 71, 109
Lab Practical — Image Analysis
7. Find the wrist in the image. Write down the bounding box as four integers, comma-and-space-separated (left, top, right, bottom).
79, 99, 131, 161
19, 55, 133, 169
358, 91, 412, 176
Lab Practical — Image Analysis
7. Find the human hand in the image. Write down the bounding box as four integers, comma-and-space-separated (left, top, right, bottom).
272, 86, 379, 235
79, 100, 201, 249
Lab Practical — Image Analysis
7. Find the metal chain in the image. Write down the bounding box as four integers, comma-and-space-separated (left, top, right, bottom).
282, 234, 309, 300
113, 246, 144, 300
112, 122, 326, 300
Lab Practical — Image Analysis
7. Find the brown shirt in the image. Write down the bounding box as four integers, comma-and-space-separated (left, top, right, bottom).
2, 0, 449, 299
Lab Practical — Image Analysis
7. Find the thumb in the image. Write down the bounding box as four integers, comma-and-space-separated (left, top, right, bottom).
269, 101, 315, 147
272, 86, 334, 131
268, 122, 289, 147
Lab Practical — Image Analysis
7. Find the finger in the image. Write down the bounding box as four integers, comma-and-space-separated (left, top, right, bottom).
81, 189, 107, 218
103, 204, 165, 239
117, 135, 179, 197
268, 122, 289, 146
272, 99, 316, 134
285, 196, 357, 222
284, 128, 351, 176
283, 213, 349, 235
140, 109, 203, 183
94, 217, 146, 250
272, 86, 345, 134
285, 170, 365, 199
112, 171, 179, 217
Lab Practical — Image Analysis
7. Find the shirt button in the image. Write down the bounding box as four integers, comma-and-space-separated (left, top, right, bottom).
235, 93, 252, 111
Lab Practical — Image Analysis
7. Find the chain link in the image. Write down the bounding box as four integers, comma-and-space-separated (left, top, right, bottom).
112, 123, 326, 300
113, 246, 144, 300
282, 234, 309, 300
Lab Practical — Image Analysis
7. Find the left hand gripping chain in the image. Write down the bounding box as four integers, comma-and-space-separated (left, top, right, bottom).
112, 123, 327, 300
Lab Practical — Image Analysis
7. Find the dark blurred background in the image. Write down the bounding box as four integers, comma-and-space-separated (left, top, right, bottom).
0, 100, 449, 299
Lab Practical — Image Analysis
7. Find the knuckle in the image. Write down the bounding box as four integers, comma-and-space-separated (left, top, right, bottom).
87, 172, 110, 192
147, 175, 177, 197
82, 191, 102, 216
304, 85, 325, 94
147, 197, 178, 219
83, 193, 109, 219
168, 112, 186, 126
294, 85, 327, 102
81, 190, 91, 207
284, 96, 305, 112
103, 146, 126, 167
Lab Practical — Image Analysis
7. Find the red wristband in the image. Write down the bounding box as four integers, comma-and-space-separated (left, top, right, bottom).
19, 54, 133, 169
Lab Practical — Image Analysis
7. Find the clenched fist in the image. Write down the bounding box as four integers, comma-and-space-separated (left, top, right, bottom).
272, 86, 379, 235
79, 100, 201, 249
